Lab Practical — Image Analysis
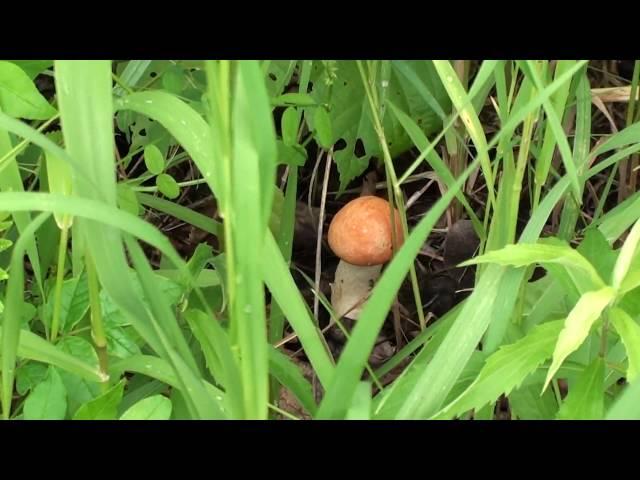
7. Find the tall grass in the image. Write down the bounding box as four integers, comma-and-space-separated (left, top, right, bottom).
0, 59, 639, 420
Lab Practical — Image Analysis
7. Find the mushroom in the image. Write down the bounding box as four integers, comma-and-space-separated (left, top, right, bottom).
328, 195, 404, 320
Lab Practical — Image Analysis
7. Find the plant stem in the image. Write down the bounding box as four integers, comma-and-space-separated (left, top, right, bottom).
50, 226, 69, 342
357, 61, 426, 333
85, 253, 109, 392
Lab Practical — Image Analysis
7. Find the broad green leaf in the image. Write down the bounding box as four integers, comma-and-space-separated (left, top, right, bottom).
110, 355, 227, 417
156, 173, 180, 199
308, 61, 448, 190
106, 326, 141, 359
15, 361, 48, 396
73, 379, 126, 420
313, 106, 333, 149
56, 336, 101, 415
0, 61, 57, 119
577, 228, 618, 282
508, 383, 558, 420
523, 276, 571, 331
7, 60, 53, 80
272, 92, 317, 106
544, 287, 615, 391
23, 367, 66, 420
609, 307, 640, 382
162, 65, 185, 95
434, 320, 564, 419
144, 144, 165, 175
119, 395, 172, 420
184, 308, 243, 418
281, 107, 300, 147
264, 61, 297, 97
556, 357, 605, 420
0, 326, 105, 383
277, 141, 307, 167
606, 379, 640, 419
44, 273, 89, 333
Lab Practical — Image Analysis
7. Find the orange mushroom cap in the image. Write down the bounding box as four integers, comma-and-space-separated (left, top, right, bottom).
327, 196, 404, 266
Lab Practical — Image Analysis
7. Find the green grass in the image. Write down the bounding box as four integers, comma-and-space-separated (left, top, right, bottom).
1, 59, 640, 420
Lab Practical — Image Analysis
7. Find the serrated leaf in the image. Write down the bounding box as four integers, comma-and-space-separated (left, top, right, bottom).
313, 106, 333, 149
556, 358, 605, 420
16, 362, 48, 396
281, 107, 300, 147
434, 320, 564, 419
23, 367, 67, 420
73, 379, 126, 420
462, 241, 606, 294
119, 394, 172, 420
609, 307, 640, 382
544, 287, 615, 391
0, 60, 57, 119
578, 228, 618, 282
508, 383, 558, 420
144, 144, 165, 175
156, 173, 180, 199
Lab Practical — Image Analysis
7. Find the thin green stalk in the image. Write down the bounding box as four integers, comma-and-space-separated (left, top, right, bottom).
0, 114, 60, 174
85, 253, 109, 392
49, 226, 69, 342
509, 77, 540, 243
131, 177, 207, 192
357, 61, 426, 331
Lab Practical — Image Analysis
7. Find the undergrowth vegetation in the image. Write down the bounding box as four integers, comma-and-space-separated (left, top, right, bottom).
0, 59, 639, 420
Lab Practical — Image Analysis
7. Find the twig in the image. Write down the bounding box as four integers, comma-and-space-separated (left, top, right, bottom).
313, 149, 332, 321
